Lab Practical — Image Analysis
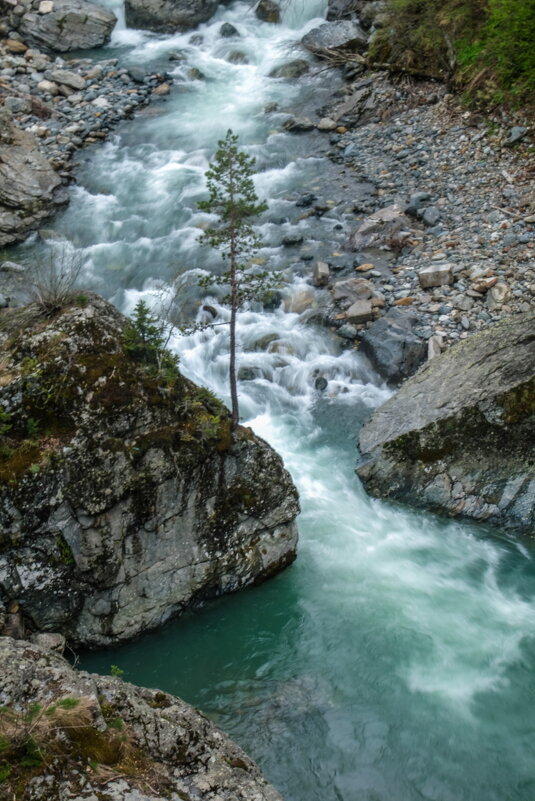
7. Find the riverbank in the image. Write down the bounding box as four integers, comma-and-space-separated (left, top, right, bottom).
284, 66, 534, 381
0, 34, 170, 247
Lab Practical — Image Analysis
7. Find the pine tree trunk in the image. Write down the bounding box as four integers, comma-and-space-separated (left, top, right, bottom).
229, 299, 239, 429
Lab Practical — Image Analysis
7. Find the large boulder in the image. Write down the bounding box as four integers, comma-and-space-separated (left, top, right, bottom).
125, 0, 219, 33
0, 637, 283, 801
19, 0, 116, 52
301, 20, 368, 58
0, 295, 299, 647
359, 308, 427, 385
0, 107, 67, 247
357, 311, 535, 533
255, 0, 281, 23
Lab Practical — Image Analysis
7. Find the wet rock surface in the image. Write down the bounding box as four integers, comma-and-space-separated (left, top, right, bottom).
124, 0, 220, 34
17, 0, 117, 53
0, 636, 284, 801
0, 295, 299, 647
357, 311, 535, 533
0, 37, 170, 245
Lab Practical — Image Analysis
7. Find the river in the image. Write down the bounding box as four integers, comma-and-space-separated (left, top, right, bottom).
27, 1, 535, 799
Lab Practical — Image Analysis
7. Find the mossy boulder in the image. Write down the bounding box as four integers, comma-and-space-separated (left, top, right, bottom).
357, 311, 535, 533
0, 295, 299, 646
0, 636, 284, 801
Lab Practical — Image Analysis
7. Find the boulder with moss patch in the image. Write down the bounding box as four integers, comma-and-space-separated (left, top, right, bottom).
0, 636, 284, 800
0, 294, 299, 647
357, 311, 535, 533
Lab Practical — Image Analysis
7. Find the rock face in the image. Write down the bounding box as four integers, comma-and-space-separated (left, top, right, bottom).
0, 107, 67, 247
357, 311, 535, 533
125, 0, 219, 33
359, 308, 426, 385
0, 295, 299, 647
0, 637, 284, 801
18, 0, 117, 52
301, 21, 368, 58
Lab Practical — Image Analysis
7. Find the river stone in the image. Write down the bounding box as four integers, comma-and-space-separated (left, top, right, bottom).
19, 0, 117, 52
0, 295, 299, 646
301, 21, 368, 58
357, 310, 535, 533
326, 0, 361, 20
220, 21, 239, 37
332, 277, 373, 303
0, 638, 284, 801
47, 69, 86, 89
346, 299, 372, 324
418, 263, 453, 288
269, 59, 310, 79
313, 261, 330, 287
359, 308, 427, 385
125, 0, 219, 33
255, 0, 281, 23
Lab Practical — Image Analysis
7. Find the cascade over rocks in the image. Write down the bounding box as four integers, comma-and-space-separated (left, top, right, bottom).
357, 311, 535, 533
124, 0, 219, 34
0, 637, 284, 801
16, 0, 117, 52
0, 295, 299, 647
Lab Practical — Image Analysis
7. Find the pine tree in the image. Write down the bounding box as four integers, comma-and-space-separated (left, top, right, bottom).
198, 130, 269, 429
124, 299, 179, 378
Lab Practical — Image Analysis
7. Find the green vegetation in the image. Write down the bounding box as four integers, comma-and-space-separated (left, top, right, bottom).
369, 0, 535, 107
124, 299, 179, 381
197, 129, 271, 428
0, 696, 163, 799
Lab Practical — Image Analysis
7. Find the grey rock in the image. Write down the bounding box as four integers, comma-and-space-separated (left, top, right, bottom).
301, 21, 368, 58
220, 21, 239, 37
125, 0, 219, 33
4, 96, 31, 113
269, 59, 310, 79
346, 298, 372, 324
0, 637, 284, 801
313, 261, 330, 287
281, 231, 304, 246
359, 308, 427, 385
338, 322, 358, 339
422, 205, 441, 226
332, 276, 373, 303
255, 0, 281, 23
0, 107, 66, 247
358, 311, 535, 533
47, 68, 85, 89
506, 126, 528, 145
19, 0, 116, 52
418, 263, 453, 289
0, 296, 300, 647
227, 50, 249, 64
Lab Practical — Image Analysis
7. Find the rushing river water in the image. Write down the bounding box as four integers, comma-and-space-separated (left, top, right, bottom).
27, 1, 535, 799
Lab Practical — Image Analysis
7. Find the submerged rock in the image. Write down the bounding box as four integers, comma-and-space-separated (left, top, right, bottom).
0, 295, 299, 647
19, 0, 117, 52
125, 0, 219, 33
0, 637, 284, 801
357, 311, 535, 533
255, 0, 281, 23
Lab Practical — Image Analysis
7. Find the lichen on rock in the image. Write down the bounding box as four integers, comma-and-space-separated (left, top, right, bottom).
0, 294, 299, 646
0, 636, 284, 800
357, 310, 535, 533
